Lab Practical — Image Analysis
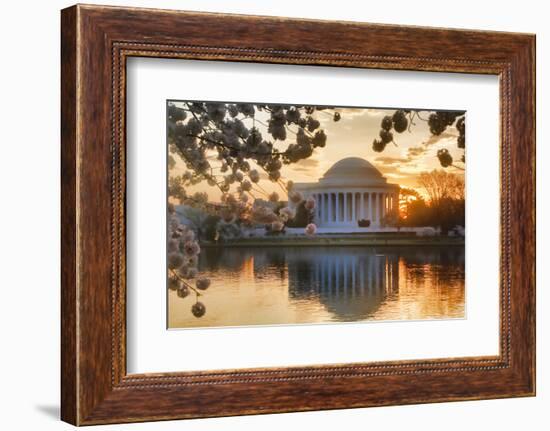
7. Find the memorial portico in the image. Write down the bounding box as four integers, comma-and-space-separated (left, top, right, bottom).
293, 157, 400, 229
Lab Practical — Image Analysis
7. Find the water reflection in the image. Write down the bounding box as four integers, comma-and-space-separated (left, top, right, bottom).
168, 246, 465, 329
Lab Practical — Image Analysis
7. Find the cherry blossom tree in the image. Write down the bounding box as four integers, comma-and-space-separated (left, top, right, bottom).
167, 102, 342, 317
373, 110, 465, 170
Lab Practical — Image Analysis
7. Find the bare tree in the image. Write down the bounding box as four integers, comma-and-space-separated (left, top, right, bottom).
418, 170, 465, 205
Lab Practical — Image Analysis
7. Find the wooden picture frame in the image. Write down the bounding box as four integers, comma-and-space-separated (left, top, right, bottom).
61, 4, 535, 425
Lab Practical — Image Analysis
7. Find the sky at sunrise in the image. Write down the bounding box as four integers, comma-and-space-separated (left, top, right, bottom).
169, 103, 465, 201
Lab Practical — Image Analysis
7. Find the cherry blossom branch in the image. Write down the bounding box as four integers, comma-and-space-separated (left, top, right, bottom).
169, 269, 202, 296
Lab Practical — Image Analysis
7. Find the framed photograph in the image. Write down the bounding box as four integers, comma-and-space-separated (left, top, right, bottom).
61, 4, 536, 425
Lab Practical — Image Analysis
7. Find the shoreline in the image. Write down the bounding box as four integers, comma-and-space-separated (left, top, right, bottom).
200, 234, 465, 248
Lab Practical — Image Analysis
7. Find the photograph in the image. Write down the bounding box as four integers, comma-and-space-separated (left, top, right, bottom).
43, 1, 539, 426
166, 101, 466, 329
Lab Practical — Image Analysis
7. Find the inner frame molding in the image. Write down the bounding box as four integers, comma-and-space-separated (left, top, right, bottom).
61, 4, 534, 425
115, 44, 511, 384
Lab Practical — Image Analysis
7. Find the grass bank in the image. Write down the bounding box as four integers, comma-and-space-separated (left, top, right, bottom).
201, 233, 464, 248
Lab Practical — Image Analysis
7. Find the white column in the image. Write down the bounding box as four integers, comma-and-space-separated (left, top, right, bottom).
327, 193, 330, 223
343, 193, 348, 222
331, 193, 334, 223
332, 192, 335, 223
321, 193, 325, 223
341, 193, 345, 222
326, 193, 329, 223
335, 192, 339, 223
323, 193, 327, 223
340, 193, 343, 222
346, 192, 353, 221
360, 193, 365, 220
319, 193, 323, 223
334, 193, 337, 223
339, 193, 342, 223
328, 193, 331, 222
329, 193, 333, 223
352, 192, 356, 222
369, 193, 373, 222
328, 193, 335, 223
344, 193, 347, 222
337, 193, 341, 223
316, 193, 320, 222
369, 193, 376, 224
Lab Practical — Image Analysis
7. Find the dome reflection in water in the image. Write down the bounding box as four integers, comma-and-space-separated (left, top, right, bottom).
168, 246, 465, 329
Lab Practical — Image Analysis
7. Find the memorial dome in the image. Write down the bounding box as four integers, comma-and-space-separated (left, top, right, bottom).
319, 157, 387, 186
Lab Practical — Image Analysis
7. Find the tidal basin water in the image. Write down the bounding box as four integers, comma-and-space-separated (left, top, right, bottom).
168, 246, 465, 329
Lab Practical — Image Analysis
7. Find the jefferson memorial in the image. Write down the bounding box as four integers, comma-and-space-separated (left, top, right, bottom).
293, 157, 400, 230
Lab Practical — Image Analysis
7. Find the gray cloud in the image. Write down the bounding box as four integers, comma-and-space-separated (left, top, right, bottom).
295, 157, 320, 168
423, 131, 456, 147
407, 146, 428, 157
375, 156, 410, 165
377, 165, 402, 175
